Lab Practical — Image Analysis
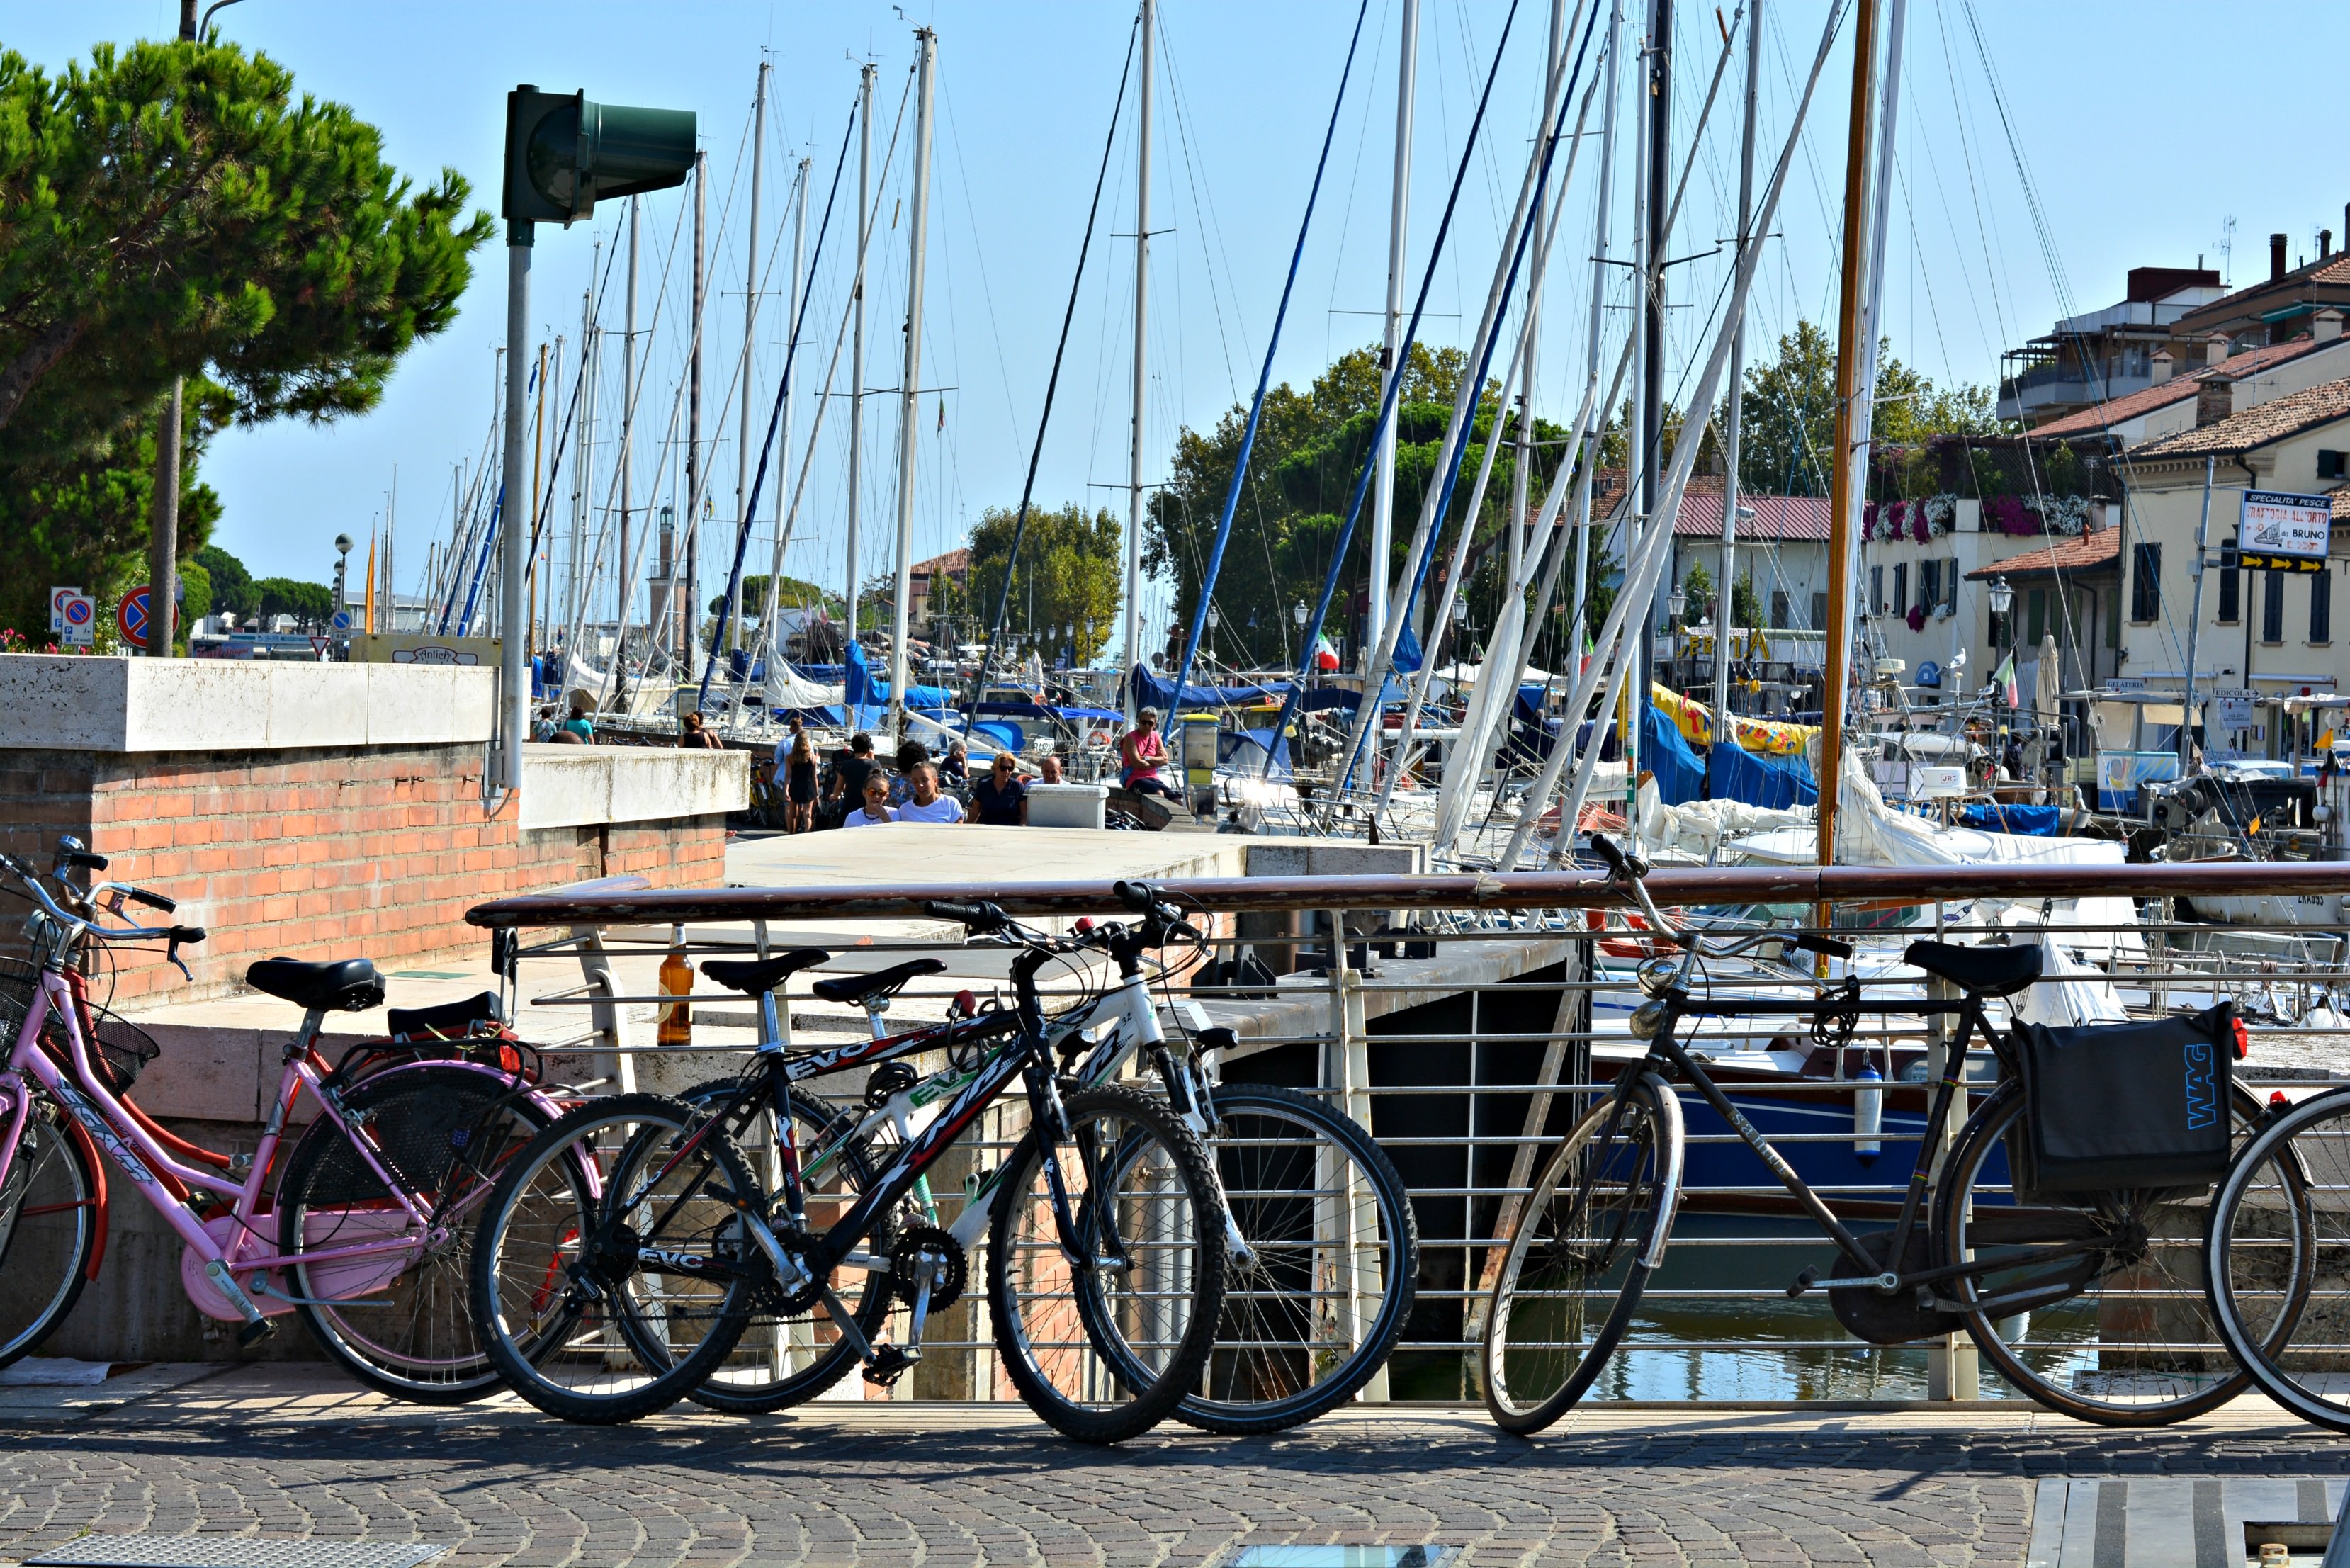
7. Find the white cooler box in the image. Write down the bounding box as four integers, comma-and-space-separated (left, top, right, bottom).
1027, 782, 1108, 829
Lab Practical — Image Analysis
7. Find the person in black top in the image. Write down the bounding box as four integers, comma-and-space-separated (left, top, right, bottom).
940, 739, 969, 786
784, 731, 820, 833
971, 752, 1028, 825
834, 732, 879, 803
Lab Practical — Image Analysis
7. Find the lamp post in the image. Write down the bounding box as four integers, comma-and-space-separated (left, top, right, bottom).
1986, 575, 2015, 788
1206, 604, 1221, 664
332, 534, 354, 654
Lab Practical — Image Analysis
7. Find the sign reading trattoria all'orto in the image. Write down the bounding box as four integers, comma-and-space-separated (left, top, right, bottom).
2239, 490, 2333, 568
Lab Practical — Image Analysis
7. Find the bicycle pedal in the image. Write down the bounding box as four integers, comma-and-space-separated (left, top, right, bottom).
862, 1343, 919, 1388
1785, 1265, 1819, 1299
236, 1317, 276, 1349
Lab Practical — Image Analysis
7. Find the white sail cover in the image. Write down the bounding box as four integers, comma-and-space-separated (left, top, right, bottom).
762, 659, 844, 709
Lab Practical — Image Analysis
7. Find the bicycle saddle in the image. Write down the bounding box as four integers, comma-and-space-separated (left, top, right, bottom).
812, 957, 946, 1008
701, 949, 832, 998
247, 957, 385, 1013
388, 991, 504, 1039
1903, 941, 2042, 998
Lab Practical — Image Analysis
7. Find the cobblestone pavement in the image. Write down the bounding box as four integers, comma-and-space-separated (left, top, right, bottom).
1, 1368, 2346, 1567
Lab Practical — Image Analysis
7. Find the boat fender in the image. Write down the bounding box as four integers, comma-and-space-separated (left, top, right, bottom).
1853, 1061, 1883, 1167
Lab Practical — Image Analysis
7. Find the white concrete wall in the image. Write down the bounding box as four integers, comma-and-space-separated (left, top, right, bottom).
0, 656, 494, 751
520, 744, 750, 830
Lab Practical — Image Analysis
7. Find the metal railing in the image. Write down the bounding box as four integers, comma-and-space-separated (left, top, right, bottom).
473, 860, 2350, 1405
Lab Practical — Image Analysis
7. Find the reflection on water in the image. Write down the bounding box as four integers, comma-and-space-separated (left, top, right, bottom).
1588, 1215, 2040, 1402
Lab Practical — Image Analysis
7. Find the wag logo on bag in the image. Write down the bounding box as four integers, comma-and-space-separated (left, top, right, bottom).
2184, 1040, 2217, 1131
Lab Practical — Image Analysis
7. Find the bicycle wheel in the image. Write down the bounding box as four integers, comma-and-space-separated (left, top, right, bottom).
1936, 1078, 2286, 1424
276, 1064, 568, 1404
675, 1076, 896, 1414
0, 1095, 100, 1370
1171, 1083, 1418, 1435
988, 1083, 1228, 1443
1480, 1073, 1680, 1436
469, 1093, 764, 1424
2208, 1088, 2346, 1431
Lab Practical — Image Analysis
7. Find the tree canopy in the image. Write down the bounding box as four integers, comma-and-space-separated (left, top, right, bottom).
1732, 320, 2006, 497
0, 37, 489, 638
940, 503, 1124, 665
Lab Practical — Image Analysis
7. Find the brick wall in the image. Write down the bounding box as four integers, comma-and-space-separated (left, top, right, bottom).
0, 742, 727, 1004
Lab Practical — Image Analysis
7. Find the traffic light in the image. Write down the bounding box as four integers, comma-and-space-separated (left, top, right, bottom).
503, 86, 696, 228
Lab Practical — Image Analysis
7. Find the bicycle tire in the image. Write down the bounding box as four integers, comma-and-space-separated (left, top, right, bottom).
674, 1075, 896, 1414
1168, 1083, 1418, 1435
276, 1063, 569, 1404
469, 1093, 764, 1425
2208, 1087, 2344, 1431
1935, 1078, 2288, 1425
0, 1096, 100, 1370
1480, 1073, 1681, 1436
988, 1083, 1228, 1443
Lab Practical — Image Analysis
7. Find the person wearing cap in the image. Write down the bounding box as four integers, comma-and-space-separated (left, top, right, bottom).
971, 752, 1029, 825
1120, 707, 1177, 799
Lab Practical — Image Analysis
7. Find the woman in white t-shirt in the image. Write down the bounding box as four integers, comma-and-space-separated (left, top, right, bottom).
845, 776, 898, 826
896, 763, 966, 824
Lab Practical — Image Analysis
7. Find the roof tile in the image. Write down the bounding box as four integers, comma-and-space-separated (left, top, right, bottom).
1964, 527, 2122, 580
2129, 375, 2350, 461
2030, 336, 2326, 440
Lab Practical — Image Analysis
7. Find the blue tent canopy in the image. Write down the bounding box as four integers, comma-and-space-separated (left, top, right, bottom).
1957, 801, 2062, 836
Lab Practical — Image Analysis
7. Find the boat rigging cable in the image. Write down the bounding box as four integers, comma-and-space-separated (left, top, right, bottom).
1179, 0, 1520, 748
1499, 0, 1855, 869
1317, 0, 1600, 807
1335, 0, 1614, 819
1153, 0, 1381, 714
693, 94, 861, 710
961, 16, 1141, 741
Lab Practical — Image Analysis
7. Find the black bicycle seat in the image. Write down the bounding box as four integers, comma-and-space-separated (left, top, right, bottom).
247, 957, 385, 1013
387, 991, 503, 1038
811, 958, 946, 1008
1903, 941, 2042, 998
701, 949, 832, 998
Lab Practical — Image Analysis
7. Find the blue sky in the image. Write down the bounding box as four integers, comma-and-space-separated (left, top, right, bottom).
18, 1, 2348, 656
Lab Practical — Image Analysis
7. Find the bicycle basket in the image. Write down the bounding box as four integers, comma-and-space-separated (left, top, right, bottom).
0, 958, 159, 1093
2011, 1003, 2235, 1195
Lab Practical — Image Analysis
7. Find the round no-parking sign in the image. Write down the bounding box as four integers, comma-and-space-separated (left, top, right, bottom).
119, 586, 151, 648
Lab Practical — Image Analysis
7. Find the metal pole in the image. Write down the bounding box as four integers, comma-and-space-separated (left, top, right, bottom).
1370, 0, 1420, 655
531, 339, 548, 658
1711, 0, 1760, 775
1817, 0, 1882, 883
1846, 0, 1906, 684
2181, 453, 2215, 766
847, 64, 874, 660
686, 150, 706, 674
735, 64, 767, 661
1571, 0, 1622, 687
621, 197, 640, 638
1124, 0, 1156, 705
1632, 0, 1669, 837
1622, 4, 1651, 843
498, 221, 533, 794
148, 381, 181, 656
1510, 0, 1566, 631
890, 30, 937, 740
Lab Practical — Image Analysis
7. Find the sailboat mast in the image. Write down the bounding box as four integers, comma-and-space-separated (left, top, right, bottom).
847, 64, 874, 658
687, 150, 707, 670
1816, 0, 1883, 878
735, 62, 767, 661
1712, 0, 1761, 754
1630, 0, 1671, 843
1512, 0, 1566, 604
1571, 0, 1622, 681
620, 197, 641, 637
1369, 0, 1419, 655
1124, 0, 1155, 702
889, 29, 938, 739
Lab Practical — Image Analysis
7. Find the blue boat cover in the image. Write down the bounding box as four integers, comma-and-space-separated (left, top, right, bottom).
1707, 730, 1818, 808
1956, 801, 2063, 836
844, 641, 954, 709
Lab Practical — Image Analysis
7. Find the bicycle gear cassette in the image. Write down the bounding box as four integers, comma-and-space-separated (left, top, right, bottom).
887, 1224, 967, 1312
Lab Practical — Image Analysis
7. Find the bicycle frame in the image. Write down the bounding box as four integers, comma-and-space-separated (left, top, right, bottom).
0, 962, 536, 1332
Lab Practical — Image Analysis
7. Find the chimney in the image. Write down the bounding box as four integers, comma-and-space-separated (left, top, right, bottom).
2273, 232, 2290, 281
2197, 373, 2235, 428
2320, 308, 2346, 344
2150, 348, 2174, 384
2208, 331, 2232, 366
2327, 230, 2338, 260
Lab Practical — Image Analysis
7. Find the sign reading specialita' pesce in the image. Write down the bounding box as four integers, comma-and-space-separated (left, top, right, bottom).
2240, 490, 2333, 563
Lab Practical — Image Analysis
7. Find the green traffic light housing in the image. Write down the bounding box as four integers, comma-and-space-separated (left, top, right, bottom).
504, 85, 696, 229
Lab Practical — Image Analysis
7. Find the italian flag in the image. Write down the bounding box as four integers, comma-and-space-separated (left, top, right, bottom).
1314, 634, 1340, 672
1994, 652, 2019, 707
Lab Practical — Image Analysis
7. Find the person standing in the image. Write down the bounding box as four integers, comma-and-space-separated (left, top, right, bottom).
844, 775, 898, 827
784, 731, 819, 835
971, 752, 1028, 825
896, 763, 966, 823
835, 732, 879, 802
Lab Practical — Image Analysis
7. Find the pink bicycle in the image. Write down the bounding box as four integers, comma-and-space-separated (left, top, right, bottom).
0, 837, 589, 1402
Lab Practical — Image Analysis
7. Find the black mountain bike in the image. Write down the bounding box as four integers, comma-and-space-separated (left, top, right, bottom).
468, 893, 1229, 1443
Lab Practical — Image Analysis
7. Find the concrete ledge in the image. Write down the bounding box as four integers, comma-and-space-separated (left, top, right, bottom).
520, 743, 749, 830
0, 656, 494, 750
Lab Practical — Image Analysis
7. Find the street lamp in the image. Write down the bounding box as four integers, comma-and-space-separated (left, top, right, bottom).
332, 534, 354, 649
